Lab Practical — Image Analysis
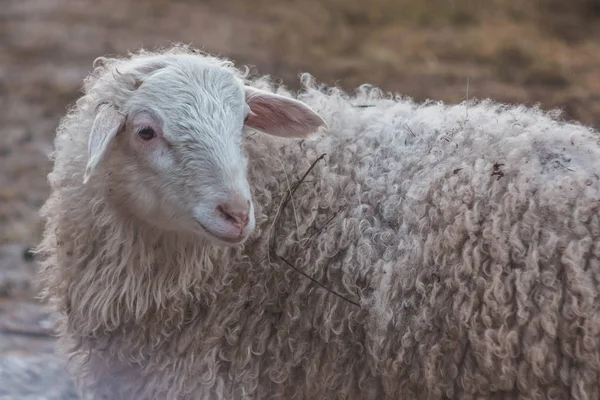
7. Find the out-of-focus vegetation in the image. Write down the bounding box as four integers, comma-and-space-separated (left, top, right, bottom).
1, 0, 600, 248
209, 0, 600, 124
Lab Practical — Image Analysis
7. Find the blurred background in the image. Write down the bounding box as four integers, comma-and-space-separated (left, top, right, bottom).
0, 0, 599, 397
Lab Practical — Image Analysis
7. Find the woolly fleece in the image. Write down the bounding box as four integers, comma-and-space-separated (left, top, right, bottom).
37, 45, 600, 400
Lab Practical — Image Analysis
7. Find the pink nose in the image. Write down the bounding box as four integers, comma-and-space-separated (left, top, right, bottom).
217, 201, 250, 229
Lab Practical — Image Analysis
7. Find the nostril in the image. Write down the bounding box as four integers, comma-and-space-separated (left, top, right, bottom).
217, 204, 249, 227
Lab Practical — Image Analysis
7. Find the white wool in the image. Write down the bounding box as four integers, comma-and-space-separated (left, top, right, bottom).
37, 44, 600, 400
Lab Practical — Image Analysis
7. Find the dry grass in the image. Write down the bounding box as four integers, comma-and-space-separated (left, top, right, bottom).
1, 0, 600, 247
214, 0, 600, 125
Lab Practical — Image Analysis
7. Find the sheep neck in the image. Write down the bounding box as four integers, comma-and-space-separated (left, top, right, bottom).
46, 188, 246, 337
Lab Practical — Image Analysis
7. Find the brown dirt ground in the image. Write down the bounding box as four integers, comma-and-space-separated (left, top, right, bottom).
0, 0, 599, 397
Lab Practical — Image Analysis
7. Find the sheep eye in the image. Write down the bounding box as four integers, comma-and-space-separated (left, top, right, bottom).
244, 114, 249, 124
137, 127, 156, 141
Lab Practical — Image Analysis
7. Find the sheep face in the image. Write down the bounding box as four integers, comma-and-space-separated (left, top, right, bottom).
83, 55, 326, 246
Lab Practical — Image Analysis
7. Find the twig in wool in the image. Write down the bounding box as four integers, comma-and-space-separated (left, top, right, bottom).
278, 256, 360, 308
304, 210, 339, 244
268, 153, 327, 254
269, 153, 361, 309
280, 160, 300, 230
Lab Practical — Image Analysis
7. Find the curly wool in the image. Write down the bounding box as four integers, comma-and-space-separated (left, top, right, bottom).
37, 45, 600, 400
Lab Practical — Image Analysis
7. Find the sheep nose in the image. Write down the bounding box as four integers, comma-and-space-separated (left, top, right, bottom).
217, 200, 250, 229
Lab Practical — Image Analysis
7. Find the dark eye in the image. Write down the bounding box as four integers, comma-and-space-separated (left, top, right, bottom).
244, 114, 249, 124
137, 127, 156, 141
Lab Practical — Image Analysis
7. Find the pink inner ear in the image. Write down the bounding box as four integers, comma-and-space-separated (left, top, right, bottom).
245, 89, 326, 139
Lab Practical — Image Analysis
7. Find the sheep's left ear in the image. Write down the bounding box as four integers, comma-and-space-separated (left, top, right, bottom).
244, 86, 327, 139
83, 103, 125, 184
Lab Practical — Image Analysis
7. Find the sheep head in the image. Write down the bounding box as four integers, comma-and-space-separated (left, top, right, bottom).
81, 53, 326, 246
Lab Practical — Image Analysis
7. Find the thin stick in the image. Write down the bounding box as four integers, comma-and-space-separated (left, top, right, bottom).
280, 160, 300, 231
278, 256, 360, 308
268, 153, 361, 309
305, 211, 339, 243
0, 327, 55, 338
269, 153, 327, 254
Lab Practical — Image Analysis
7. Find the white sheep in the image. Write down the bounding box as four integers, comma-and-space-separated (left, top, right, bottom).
37, 44, 600, 400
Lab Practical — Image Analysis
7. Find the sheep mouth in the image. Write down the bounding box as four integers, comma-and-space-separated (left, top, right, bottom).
195, 221, 247, 245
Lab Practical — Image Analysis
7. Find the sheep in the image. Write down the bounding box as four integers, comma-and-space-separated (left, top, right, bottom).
36, 43, 600, 400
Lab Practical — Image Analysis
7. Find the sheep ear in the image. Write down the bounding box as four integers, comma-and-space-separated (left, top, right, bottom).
83, 104, 125, 184
244, 86, 327, 139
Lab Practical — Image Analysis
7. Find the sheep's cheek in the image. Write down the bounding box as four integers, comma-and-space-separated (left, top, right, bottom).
133, 137, 173, 169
